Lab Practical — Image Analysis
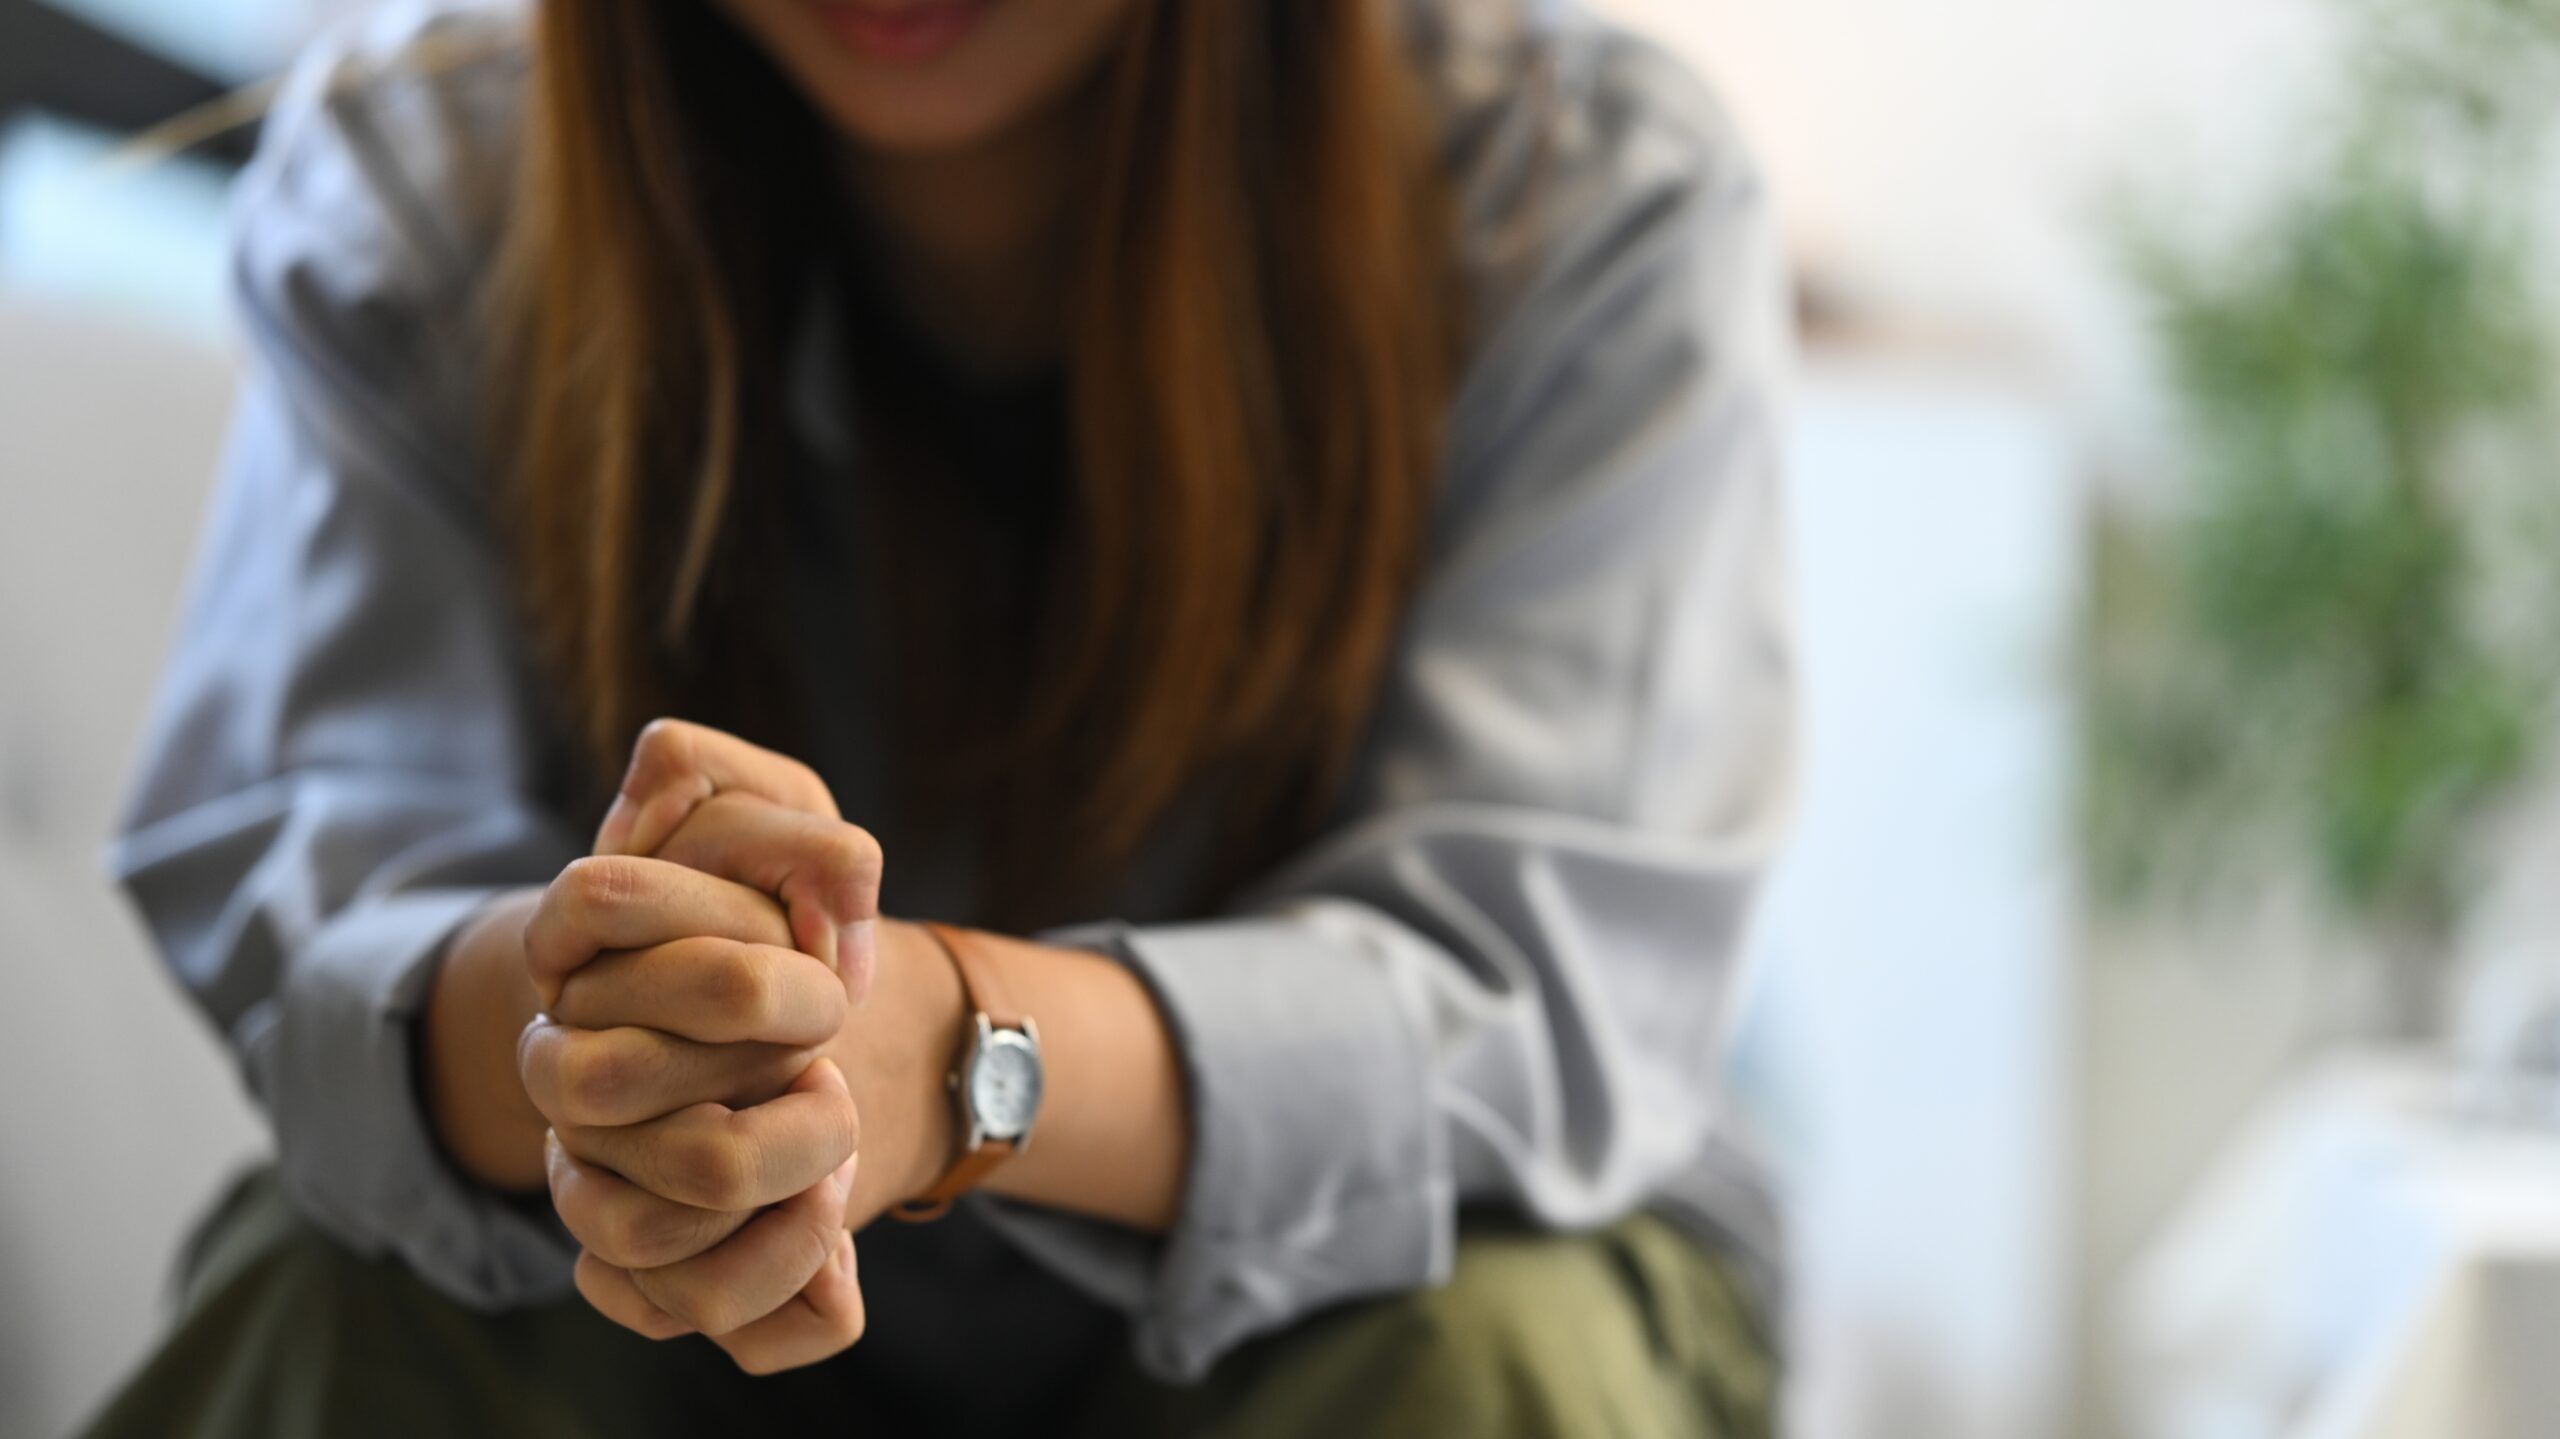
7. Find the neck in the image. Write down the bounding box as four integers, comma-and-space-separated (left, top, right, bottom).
838, 106, 1085, 380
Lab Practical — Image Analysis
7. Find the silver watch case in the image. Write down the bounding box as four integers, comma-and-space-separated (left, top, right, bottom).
951, 1013, 1044, 1153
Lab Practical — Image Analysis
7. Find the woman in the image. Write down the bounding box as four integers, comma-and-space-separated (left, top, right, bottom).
91, 0, 1793, 1433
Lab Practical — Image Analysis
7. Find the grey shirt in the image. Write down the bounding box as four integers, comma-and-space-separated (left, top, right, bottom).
112, 0, 1796, 1388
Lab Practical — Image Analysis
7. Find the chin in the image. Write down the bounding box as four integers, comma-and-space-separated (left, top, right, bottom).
803, 76, 1046, 157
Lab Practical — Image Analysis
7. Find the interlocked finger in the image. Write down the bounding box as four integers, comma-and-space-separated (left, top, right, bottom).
519, 1017, 812, 1130
652, 793, 883, 985
705, 1231, 866, 1375
593, 719, 839, 860
628, 1152, 858, 1338
522, 855, 792, 1009
547, 1132, 751, 1270
552, 1059, 860, 1212
550, 936, 847, 1048
574, 1250, 691, 1341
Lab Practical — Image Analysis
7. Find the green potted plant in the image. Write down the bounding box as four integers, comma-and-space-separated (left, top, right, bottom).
2081, 0, 2560, 1033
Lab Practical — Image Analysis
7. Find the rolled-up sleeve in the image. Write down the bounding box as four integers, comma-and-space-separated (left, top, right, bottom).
989, 29, 1797, 1382
109, 26, 582, 1308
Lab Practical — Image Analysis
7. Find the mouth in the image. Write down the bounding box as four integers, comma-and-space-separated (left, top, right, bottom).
810, 0, 995, 67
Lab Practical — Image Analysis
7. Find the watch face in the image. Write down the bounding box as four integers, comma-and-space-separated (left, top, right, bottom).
969, 1029, 1043, 1141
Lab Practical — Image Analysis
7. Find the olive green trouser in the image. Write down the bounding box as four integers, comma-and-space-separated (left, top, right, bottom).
80, 1170, 1774, 1439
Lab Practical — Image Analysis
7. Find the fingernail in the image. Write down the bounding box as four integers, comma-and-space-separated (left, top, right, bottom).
841, 919, 877, 1000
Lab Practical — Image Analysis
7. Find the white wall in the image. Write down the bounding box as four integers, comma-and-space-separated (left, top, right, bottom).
1590, 0, 2337, 457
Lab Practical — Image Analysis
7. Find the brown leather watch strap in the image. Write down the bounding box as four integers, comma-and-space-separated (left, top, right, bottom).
925, 921, 1023, 1029
893, 1139, 1014, 1222
890, 923, 1028, 1223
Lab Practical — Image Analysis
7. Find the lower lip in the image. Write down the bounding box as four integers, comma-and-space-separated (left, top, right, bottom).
813, 1, 992, 66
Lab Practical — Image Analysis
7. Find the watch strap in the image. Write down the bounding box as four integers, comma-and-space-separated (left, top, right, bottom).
926, 921, 1023, 1028
889, 923, 1028, 1223
890, 1139, 1015, 1222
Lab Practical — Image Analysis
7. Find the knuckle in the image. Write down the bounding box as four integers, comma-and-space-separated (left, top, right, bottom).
703, 946, 776, 1031
634, 1309, 689, 1342
585, 1206, 647, 1268
789, 761, 836, 816
557, 1039, 635, 1123
663, 1128, 753, 1209
611, 1202, 706, 1270
559, 856, 605, 906
693, 1288, 760, 1340
560, 855, 635, 918
649, 1279, 734, 1338
633, 717, 695, 771
591, 1196, 650, 1265
823, 826, 884, 885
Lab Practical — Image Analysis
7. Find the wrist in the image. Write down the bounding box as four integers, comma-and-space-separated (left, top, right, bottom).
420, 887, 549, 1192
831, 917, 968, 1222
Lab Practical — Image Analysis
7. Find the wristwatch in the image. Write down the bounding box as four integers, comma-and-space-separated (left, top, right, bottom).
891, 922, 1044, 1221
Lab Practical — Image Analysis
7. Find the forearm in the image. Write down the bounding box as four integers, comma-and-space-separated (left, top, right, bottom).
972, 929, 1188, 1230
846, 921, 1190, 1234
422, 897, 1191, 1224
420, 887, 550, 1192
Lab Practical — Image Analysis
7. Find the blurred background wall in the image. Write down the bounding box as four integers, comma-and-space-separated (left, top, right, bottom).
1610, 0, 2340, 454
5, 1, 2547, 1437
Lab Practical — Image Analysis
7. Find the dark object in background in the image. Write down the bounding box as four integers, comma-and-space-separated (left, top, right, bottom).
0, 0, 254, 168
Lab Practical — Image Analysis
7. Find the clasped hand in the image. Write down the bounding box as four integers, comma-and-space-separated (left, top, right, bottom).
514, 720, 892, 1374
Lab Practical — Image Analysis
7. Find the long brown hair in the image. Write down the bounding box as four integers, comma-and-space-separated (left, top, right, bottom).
491, 1, 1457, 927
